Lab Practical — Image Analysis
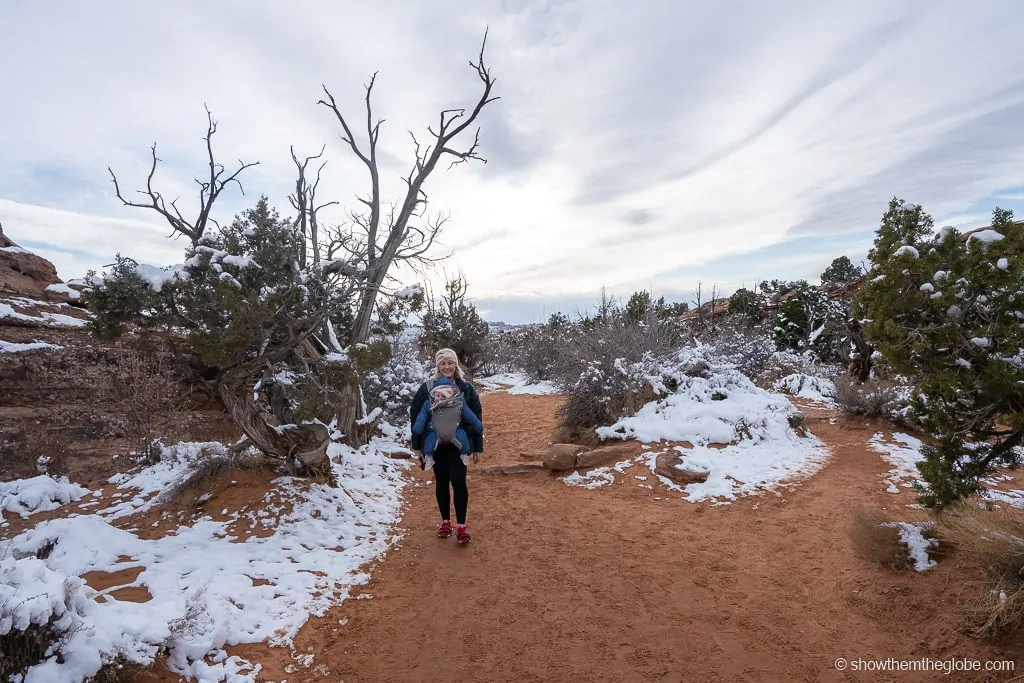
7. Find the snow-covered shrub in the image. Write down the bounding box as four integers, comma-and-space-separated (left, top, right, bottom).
84, 198, 358, 465
772, 373, 836, 401
550, 315, 676, 431
699, 317, 777, 379
0, 476, 89, 518
596, 345, 806, 443
0, 558, 93, 681
556, 355, 660, 430
752, 350, 821, 390
361, 338, 429, 428
772, 283, 848, 362
832, 374, 912, 423
0, 557, 160, 681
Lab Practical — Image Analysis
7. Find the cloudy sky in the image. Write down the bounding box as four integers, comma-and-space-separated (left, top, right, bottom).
2, 1, 1023, 324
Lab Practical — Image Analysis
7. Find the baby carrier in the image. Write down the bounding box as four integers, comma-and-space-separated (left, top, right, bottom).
426, 377, 465, 446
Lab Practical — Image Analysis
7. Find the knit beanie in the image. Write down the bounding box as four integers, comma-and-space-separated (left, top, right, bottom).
435, 348, 459, 366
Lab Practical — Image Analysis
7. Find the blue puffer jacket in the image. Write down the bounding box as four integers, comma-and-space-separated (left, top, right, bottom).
409, 376, 484, 454
412, 378, 483, 455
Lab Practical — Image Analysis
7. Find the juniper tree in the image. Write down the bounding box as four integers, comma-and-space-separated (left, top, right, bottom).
101, 34, 498, 446
772, 282, 847, 361
625, 290, 652, 324
728, 286, 763, 323
419, 275, 489, 373
854, 202, 1024, 508
85, 198, 354, 474
820, 255, 862, 287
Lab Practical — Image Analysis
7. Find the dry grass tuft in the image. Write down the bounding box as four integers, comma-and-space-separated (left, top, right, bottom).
848, 506, 938, 571
958, 576, 1024, 641
160, 447, 271, 507
849, 506, 912, 570
936, 503, 1024, 575
936, 502, 1024, 640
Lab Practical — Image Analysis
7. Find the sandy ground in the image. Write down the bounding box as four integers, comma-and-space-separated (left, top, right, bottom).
141, 391, 1018, 683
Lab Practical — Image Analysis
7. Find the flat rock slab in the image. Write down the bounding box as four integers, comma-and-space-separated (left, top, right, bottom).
575, 443, 636, 468
542, 443, 587, 470
481, 462, 546, 475
654, 452, 709, 485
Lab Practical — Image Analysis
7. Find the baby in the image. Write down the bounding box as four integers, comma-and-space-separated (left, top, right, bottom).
412, 375, 483, 470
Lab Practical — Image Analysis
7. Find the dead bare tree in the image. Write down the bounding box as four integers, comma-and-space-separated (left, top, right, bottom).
314, 31, 498, 440
108, 106, 259, 246
288, 145, 338, 269
841, 317, 874, 382
709, 283, 719, 325
317, 31, 498, 347
692, 281, 704, 327
104, 109, 353, 472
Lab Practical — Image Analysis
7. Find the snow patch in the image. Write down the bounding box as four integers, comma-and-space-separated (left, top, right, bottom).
868, 432, 925, 493
44, 283, 81, 299
0, 475, 89, 517
0, 436, 411, 682
476, 372, 560, 395
0, 340, 63, 353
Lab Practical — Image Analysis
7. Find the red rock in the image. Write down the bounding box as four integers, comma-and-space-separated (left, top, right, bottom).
575, 443, 636, 468
654, 452, 709, 485
542, 443, 586, 470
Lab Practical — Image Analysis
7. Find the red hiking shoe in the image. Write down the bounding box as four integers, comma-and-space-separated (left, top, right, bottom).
455, 524, 471, 544
437, 520, 453, 538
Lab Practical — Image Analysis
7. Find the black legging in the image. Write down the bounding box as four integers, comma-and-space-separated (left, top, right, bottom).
433, 443, 468, 524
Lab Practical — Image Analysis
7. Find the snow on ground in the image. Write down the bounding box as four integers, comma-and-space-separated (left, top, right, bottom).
868, 433, 1024, 505
0, 437, 412, 683
886, 522, 938, 571
978, 463, 1024, 508
476, 371, 560, 395
560, 460, 634, 490
44, 283, 81, 300
867, 432, 927, 494
0, 298, 88, 327
562, 347, 831, 503
0, 340, 63, 353
0, 475, 89, 517
772, 373, 836, 403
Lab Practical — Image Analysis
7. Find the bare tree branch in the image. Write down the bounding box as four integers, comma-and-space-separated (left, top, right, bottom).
109, 106, 259, 245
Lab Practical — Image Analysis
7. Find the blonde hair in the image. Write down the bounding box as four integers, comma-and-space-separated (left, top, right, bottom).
433, 348, 465, 381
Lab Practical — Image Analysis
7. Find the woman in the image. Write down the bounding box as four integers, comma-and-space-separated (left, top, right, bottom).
410, 348, 484, 544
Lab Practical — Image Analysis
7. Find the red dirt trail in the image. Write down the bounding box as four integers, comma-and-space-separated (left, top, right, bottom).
150, 392, 1024, 682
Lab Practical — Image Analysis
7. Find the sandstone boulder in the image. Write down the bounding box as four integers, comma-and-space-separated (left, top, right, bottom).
0, 230, 65, 301
575, 443, 635, 468
43, 282, 84, 305
654, 452, 709, 485
542, 443, 587, 470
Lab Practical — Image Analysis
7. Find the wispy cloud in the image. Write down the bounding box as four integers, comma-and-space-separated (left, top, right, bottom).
2, 1, 1023, 322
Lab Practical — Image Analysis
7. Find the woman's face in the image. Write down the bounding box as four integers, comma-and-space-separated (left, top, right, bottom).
437, 358, 457, 378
